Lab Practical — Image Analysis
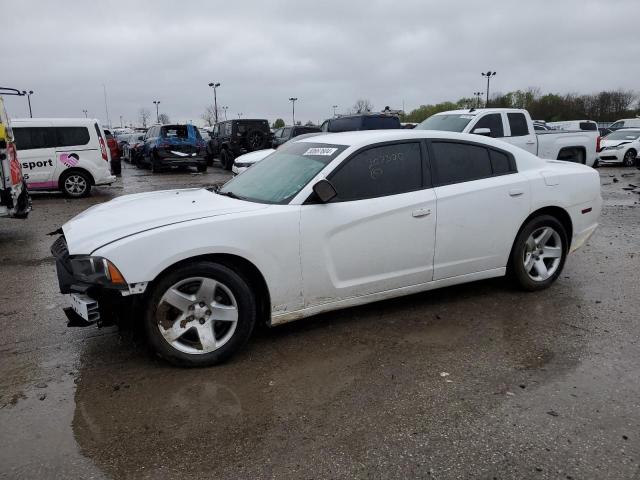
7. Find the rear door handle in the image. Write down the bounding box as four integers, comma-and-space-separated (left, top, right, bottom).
525, 140, 536, 145
509, 189, 524, 197
412, 208, 431, 217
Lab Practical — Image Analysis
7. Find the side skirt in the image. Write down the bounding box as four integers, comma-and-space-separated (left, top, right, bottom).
270, 267, 506, 326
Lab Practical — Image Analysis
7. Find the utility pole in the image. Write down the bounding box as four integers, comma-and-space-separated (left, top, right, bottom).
332, 105, 338, 117
119, 115, 123, 128
153, 100, 160, 123
102, 84, 111, 127
208, 82, 221, 123
481, 71, 496, 107
473, 92, 483, 108
289, 97, 297, 125
21, 90, 34, 117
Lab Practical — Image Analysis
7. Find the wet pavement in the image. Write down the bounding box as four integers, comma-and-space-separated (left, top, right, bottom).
1, 162, 639, 479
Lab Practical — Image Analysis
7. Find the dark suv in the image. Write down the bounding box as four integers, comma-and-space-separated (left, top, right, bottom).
206, 119, 272, 170
320, 113, 401, 133
272, 125, 321, 147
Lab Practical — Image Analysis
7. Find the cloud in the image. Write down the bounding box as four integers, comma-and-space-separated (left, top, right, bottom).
2, 0, 638, 125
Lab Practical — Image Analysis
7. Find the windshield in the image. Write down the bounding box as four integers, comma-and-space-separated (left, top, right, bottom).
219, 142, 348, 204
415, 114, 474, 132
605, 130, 640, 140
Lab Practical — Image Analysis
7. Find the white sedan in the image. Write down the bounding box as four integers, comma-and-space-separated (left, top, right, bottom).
52, 130, 602, 367
231, 148, 274, 175
598, 128, 640, 167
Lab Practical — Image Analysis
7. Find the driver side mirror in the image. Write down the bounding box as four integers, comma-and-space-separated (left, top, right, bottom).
312, 179, 337, 203
472, 127, 491, 136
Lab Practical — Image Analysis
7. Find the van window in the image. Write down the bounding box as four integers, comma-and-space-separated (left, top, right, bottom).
56, 127, 90, 147
13, 127, 56, 150
507, 113, 529, 137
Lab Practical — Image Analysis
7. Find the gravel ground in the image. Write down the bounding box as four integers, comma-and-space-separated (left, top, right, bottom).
0, 162, 638, 480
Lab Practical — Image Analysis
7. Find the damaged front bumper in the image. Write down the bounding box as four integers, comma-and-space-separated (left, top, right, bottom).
51, 235, 146, 327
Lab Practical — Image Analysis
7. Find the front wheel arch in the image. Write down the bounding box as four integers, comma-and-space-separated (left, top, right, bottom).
147, 253, 271, 327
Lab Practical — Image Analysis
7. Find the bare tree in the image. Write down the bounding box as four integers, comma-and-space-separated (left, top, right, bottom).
201, 105, 216, 126
138, 108, 151, 128
351, 98, 373, 114
158, 113, 170, 124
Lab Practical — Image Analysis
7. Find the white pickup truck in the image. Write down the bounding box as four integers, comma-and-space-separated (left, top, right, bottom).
416, 108, 599, 167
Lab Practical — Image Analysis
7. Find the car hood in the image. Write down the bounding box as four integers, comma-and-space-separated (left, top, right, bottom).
235, 149, 275, 164
63, 188, 267, 254
601, 139, 634, 148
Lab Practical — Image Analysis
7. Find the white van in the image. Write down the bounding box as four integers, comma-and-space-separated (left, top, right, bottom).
12, 118, 115, 197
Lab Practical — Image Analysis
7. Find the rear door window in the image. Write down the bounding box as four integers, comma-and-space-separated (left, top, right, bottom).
507, 113, 530, 136
329, 142, 423, 201
56, 127, 90, 147
473, 113, 504, 137
431, 142, 492, 185
281, 127, 292, 139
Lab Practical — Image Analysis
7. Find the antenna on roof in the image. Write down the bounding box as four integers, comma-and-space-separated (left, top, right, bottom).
469, 107, 475, 113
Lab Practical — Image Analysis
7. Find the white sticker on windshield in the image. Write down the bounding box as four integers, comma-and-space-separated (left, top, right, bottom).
303, 147, 338, 156
459, 115, 475, 119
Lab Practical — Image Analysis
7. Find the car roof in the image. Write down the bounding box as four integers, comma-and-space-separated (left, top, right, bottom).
11, 117, 100, 126
431, 108, 525, 116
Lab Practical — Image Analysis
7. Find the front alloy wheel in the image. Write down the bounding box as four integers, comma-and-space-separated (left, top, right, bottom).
144, 262, 256, 367
623, 149, 636, 167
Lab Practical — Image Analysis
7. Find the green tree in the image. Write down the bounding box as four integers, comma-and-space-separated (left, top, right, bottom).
272, 118, 285, 129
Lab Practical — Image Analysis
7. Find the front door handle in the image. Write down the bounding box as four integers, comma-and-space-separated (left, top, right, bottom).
525, 140, 536, 145
509, 189, 524, 197
412, 208, 432, 217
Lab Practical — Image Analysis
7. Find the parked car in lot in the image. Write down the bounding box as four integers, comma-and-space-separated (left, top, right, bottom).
121, 133, 145, 164
320, 113, 401, 132
272, 125, 321, 147
103, 129, 121, 175
51, 129, 601, 367
205, 119, 272, 170
417, 108, 600, 166
231, 148, 274, 175
597, 128, 640, 166
0, 97, 31, 219
12, 118, 115, 197
139, 124, 207, 173
607, 118, 640, 132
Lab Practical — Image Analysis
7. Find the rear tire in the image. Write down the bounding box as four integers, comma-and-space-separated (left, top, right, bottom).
143, 261, 257, 367
197, 164, 207, 173
60, 170, 91, 198
220, 149, 233, 171
509, 215, 568, 291
151, 152, 161, 173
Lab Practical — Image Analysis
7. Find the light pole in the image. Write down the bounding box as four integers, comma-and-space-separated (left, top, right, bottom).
332, 105, 338, 117
82, 109, 88, 118
222, 106, 228, 120
208, 82, 221, 124
481, 71, 496, 107
153, 100, 160, 123
21, 90, 33, 117
119, 115, 123, 128
473, 92, 483, 108
289, 97, 297, 125
237, 113, 243, 119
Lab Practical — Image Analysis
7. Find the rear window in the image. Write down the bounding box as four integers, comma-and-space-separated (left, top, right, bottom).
328, 117, 361, 132
161, 125, 189, 138
579, 122, 597, 131
361, 116, 401, 130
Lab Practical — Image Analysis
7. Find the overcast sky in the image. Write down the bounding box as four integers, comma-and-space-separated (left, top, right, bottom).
2, 0, 639, 127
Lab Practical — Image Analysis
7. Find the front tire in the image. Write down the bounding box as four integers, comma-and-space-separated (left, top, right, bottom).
509, 215, 568, 291
144, 261, 257, 367
220, 149, 233, 171
623, 149, 637, 167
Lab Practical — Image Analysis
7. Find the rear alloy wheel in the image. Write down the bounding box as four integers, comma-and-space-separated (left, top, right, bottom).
144, 262, 256, 367
510, 215, 567, 291
61, 170, 91, 198
623, 149, 637, 167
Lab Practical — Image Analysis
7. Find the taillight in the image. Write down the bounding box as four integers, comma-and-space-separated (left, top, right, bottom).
158, 142, 171, 149
7, 143, 23, 185
99, 138, 108, 161
596, 136, 601, 152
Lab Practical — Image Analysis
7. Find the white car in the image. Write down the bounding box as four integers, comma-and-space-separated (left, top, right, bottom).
52, 130, 601, 367
598, 128, 640, 167
231, 148, 274, 175
12, 118, 116, 197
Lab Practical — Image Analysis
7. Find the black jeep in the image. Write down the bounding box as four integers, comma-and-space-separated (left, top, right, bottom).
205, 119, 272, 170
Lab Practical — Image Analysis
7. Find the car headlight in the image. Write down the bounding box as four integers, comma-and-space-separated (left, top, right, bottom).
69, 256, 127, 287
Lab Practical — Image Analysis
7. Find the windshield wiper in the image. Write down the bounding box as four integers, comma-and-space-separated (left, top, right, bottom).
217, 190, 243, 200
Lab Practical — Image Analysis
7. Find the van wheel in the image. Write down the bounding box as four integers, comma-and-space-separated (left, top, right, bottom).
509, 215, 567, 291
144, 261, 257, 367
61, 170, 91, 198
